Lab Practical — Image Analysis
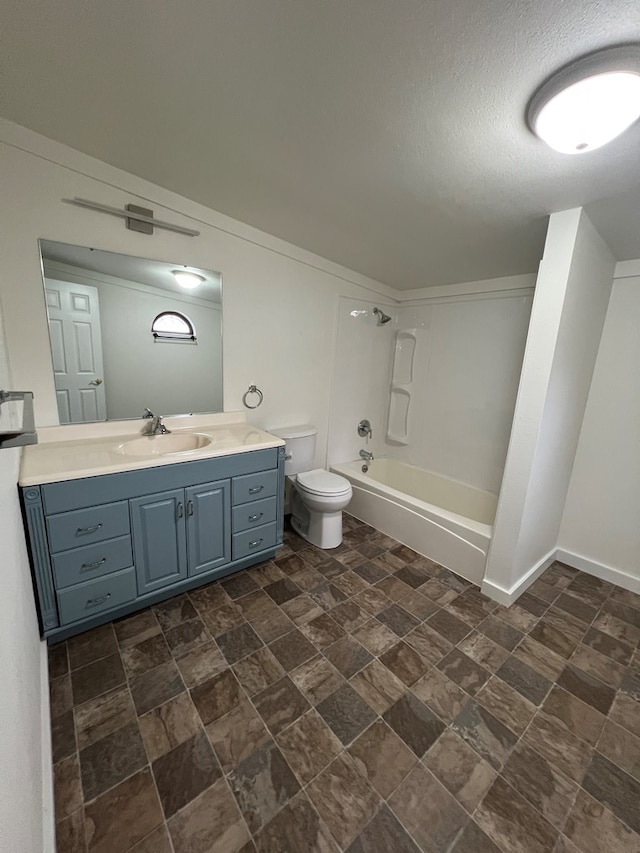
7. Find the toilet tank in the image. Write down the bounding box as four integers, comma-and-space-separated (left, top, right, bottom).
269, 424, 317, 476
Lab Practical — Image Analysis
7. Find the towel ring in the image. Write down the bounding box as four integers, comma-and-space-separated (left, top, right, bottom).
243, 384, 263, 409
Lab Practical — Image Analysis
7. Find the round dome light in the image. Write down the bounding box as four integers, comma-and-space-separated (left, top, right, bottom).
171, 270, 205, 289
527, 46, 640, 154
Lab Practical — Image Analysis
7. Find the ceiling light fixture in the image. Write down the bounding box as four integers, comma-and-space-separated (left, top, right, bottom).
171, 270, 205, 289
527, 45, 640, 154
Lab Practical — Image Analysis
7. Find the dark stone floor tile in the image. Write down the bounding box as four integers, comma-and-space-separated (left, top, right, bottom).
83, 768, 164, 853
254, 791, 339, 853
428, 608, 473, 644
424, 728, 496, 812
299, 613, 346, 650
130, 659, 185, 715
167, 777, 250, 853
502, 740, 579, 830
80, 720, 147, 802
566, 573, 611, 606
264, 577, 301, 605
290, 655, 346, 707
67, 624, 118, 670
474, 775, 558, 853
306, 752, 380, 849
350, 659, 406, 714
476, 676, 536, 737
608, 692, 640, 739
404, 621, 453, 667
120, 634, 171, 679
528, 577, 561, 604
276, 709, 342, 785
398, 590, 440, 620
175, 640, 228, 688
557, 663, 615, 715
254, 676, 310, 735
228, 740, 300, 834
452, 699, 518, 770
309, 582, 348, 612
324, 636, 372, 678
394, 564, 431, 590
517, 591, 549, 618
352, 560, 388, 585
478, 615, 523, 651
512, 635, 566, 681
190, 668, 242, 725
164, 617, 209, 658
217, 622, 263, 665
497, 656, 551, 705
569, 643, 626, 689
346, 804, 421, 853
348, 718, 417, 798
446, 590, 495, 628
493, 603, 538, 633
206, 697, 271, 773
152, 729, 221, 818
380, 640, 430, 686
540, 685, 605, 746
329, 600, 370, 633
522, 712, 593, 783
437, 648, 491, 696
48, 643, 69, 680
451, 820, 501, 852
74, 685, 136, 751
375, 574, 412, 602
621, 668, 640, 700
556, 592, 598, 625
389, 764, 468, 853
269, 628, 317, 671
352, 586, 393, 616
458, 631, 510, 673
154, 594, 197, 631
543, 606, 587, 646
352, 618, 398, 656
377, 603, 419, 637
236, 589, 280, 623
114, 609, 162, 649
52, 710, 76, 763
222, 572, 260, 600
529, 620, 578, 659
597, 719, 640, 782
412, 668, 471, 724
333, 570, 370, 598
563, 788, 640, 853
582, 625, 634, 665
188, 580, 230, 613
127, 825, 173, 853
71, 653, 126, 706
582, 752, 640, 834
138, 692, 202, 762
50, 673, 73, 718
275, 553, 307, 576
55, 807, 85, 853
251, 608, 294, 644
317, 683, 377, 745
421, 578, 459, 606
54, 753, 83, 822
383, 691, 445, 757
233, 646, 284, 696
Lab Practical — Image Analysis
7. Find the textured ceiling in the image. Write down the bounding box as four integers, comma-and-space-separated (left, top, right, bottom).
2, 1, 640, 290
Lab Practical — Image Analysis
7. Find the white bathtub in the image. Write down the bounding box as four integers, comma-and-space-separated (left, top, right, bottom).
330, 458, 497, 585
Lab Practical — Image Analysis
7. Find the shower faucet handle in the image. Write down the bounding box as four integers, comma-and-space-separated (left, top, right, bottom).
357, 419, 372, 438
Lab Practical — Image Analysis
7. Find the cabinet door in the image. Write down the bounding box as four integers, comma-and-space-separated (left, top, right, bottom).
186, 480, 231, 575
131, 489, 188, 593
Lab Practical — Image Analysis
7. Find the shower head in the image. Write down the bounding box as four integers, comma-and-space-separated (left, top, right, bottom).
373, 307, 392, 326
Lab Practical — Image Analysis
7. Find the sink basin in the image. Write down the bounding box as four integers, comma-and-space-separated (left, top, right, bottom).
116, 433, 212, 457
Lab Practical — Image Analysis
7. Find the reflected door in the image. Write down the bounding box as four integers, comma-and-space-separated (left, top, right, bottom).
45, 278, 107, 422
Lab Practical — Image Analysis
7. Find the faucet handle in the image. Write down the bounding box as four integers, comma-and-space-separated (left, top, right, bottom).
357, 419, 373, 438
143, 408, 154, 419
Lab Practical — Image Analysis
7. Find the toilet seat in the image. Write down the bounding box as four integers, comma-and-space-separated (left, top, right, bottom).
296, 469, 351, 497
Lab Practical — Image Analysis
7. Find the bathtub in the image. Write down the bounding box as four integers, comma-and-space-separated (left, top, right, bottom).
330, 458, 497, 585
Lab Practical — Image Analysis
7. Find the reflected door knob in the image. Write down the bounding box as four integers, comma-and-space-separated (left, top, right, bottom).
89, 378, 103, 386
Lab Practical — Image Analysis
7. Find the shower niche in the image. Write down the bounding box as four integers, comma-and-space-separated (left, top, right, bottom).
386, 329, 418, 444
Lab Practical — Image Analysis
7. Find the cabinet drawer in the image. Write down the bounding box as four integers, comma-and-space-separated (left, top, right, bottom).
47, 502, 130, 553
232, 470, 278, 506
57, 567, 136, 626
232, 496, 277, 533
232, 522, 277, 560
51, 536, 133, 590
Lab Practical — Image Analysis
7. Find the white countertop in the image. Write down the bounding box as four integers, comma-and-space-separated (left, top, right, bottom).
19, 412, 285, 486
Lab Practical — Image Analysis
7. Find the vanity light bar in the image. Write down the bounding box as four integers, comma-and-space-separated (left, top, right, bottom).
66, 198, 200, 237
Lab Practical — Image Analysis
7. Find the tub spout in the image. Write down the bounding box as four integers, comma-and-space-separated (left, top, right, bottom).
359, 449, 374, 462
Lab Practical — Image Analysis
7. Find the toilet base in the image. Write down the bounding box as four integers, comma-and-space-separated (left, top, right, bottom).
290, 492, 344, 549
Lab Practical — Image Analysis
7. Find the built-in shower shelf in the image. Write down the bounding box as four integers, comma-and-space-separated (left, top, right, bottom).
386, 328, 419, 444
0, 390, 38, 449
392, 330, 418, 385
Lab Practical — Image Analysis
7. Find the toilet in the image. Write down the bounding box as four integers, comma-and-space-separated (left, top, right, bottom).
270, 425, 352, 549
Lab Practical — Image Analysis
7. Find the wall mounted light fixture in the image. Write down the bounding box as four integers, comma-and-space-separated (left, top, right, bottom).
171, 270, 205, 289
527, 45, 640, 154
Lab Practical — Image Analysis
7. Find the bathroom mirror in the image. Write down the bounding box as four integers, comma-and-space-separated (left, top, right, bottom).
38, 240, 223, 424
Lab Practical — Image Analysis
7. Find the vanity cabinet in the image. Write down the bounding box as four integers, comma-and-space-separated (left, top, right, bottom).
21, 446, 285, 642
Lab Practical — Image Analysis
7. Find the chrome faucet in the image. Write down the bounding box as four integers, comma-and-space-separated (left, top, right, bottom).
142, 409, 171, 435
359, 449, 374, 462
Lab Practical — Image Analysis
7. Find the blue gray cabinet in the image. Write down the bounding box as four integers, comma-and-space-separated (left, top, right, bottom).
21, 446, 285, 642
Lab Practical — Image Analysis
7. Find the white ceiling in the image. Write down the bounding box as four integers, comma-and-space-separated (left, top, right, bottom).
2, 1, 640, 290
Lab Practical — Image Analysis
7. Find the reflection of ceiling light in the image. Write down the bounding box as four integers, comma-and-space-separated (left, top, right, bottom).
171, 270, 205, 289
527, 46, 640, 154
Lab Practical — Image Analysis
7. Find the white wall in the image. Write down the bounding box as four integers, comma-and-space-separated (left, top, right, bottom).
0, 297, 52, 851
558, 266, 640, 591
44, 261, 223, 419
483, 209, 616, 603
0, 119, 395, 472
328, 280, 534, 496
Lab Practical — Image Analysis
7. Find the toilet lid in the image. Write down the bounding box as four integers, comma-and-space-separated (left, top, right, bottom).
296, 469, 352, 496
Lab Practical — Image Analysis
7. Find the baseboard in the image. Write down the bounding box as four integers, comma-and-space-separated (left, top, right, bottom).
481, 548, 557, 606
556, 549, 640, 595
40, 641, 55, 853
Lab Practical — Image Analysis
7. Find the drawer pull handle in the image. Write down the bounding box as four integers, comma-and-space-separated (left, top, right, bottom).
187, 500, 194, 516
248, 538, 263, 549
177, 502, 184, 520
81, 558, 107, 571
248, 512, 263, 522
248, 485, 264, 494
76, 522, 103, 535
86, 592, 111, 608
